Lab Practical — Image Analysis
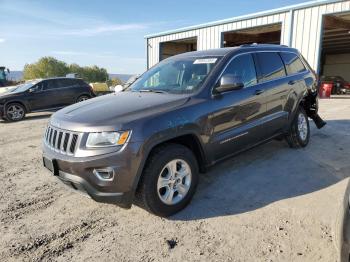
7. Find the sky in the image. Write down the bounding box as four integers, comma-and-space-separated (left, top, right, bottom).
0, 0, 309, 74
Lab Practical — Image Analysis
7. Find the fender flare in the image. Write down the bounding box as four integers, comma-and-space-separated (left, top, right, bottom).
129, 131, 206, 197
4, 100, 30, 113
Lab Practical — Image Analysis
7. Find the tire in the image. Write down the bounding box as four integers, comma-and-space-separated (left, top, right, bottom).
285, 107, 310, 148
76, 95, 90, 103
5, 103, 26, 122
135, 143, 199, 217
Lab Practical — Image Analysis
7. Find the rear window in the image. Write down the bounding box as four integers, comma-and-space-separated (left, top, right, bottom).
280, 52, 306, 75
55, 79, 69, 88
43, 80, 57, 90
56, 79, 78, 87
255, 52, 286, 82
321, 76, 345, 82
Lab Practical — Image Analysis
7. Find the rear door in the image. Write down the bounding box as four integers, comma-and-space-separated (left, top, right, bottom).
55, 79, 77, 105
42, 80, 65, 108
254, 52, 290, 138
209, 53, 268, 161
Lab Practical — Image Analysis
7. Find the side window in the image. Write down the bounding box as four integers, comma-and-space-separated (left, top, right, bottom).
280, 52, 306, 75
43, 80, 56, 90
255, 52, 286, 82
76, 79, 86, 86
222, 54, 257, 88
36, 81, 45, 91
56, 79, 71, 88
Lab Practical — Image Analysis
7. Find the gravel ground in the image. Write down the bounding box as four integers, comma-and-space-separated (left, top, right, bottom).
0, 99, 350, 262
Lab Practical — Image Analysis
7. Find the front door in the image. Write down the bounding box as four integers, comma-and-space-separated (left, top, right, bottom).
28, 80, 61, 110
208, 53, 268, 161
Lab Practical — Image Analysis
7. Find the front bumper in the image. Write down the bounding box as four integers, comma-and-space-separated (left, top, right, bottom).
42, 141, 143, 208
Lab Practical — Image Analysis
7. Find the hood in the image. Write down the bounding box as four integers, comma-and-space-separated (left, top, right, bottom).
51, 91, 190, 132
0, 89, 24, 99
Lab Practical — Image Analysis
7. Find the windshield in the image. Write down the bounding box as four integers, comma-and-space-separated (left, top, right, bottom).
0, 71, 5, 80
11, 81, 39, 93
130, 56, 221, 94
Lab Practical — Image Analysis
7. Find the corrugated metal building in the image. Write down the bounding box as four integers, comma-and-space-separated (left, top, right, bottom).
145, 0, 350, 81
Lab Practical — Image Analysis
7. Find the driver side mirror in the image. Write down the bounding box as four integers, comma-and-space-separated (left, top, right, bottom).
215, 74, 244, 94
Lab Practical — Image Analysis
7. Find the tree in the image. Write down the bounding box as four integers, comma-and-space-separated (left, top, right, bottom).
107, 77, 123, 87
23, 57, 109, 83
23, 57, 69, 80
68, 64, 108, 83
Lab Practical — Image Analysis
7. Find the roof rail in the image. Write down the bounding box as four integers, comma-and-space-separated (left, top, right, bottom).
240, 43, 258, 47
239, 43, 290, 48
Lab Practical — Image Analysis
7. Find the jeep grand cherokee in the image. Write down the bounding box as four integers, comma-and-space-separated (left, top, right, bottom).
42, 45, 325, 217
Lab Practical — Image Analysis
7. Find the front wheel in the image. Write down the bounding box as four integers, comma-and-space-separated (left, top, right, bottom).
135, 144, 199, 217
285, 107, 310, 148
5, 103, 26, 121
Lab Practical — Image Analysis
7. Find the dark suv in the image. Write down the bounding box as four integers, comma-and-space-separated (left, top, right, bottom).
42, 45, 325, 217
0, 77, 95, 121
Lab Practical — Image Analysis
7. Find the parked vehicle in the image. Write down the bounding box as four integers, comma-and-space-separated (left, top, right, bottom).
319, 76, 350, 95
0, 77, 95, 121
89, 82, 112, 96
0, 66, 10, 87
43, 44, 325, 217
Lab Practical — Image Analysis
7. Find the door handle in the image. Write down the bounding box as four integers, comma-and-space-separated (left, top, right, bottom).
288, 80, 296, 85
255, 89, 265, 95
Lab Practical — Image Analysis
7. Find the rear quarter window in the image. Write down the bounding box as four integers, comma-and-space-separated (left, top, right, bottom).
77, 79, 88, 86
280, 52, 306, 75
55, 79, 70, 88
255, 52, 286, 82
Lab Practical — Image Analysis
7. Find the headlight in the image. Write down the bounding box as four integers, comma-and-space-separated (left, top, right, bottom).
86, 131, 130, 148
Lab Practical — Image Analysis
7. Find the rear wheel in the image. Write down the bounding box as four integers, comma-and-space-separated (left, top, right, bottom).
285, 107, 310, 148
135, 144, 199, 217
76, 95, 90, 103
5, 103, 26, 121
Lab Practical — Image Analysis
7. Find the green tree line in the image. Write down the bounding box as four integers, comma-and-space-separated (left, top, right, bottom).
23, 57, 110, 83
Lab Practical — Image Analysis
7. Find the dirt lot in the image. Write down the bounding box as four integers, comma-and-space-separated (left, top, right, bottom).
0, 99, 350, 262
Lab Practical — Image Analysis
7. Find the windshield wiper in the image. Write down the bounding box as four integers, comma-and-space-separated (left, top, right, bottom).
138, 89, 168, 94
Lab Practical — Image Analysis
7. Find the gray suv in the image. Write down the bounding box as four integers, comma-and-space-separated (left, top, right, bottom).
42, 44, 325, 217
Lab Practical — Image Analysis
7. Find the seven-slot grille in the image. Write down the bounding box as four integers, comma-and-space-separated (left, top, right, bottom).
44, 125, 80, 155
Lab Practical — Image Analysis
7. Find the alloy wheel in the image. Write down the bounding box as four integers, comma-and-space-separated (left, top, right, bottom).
157, 159, 192, 205
78, 96, 89, 102
7, 105, 24, 120
297, 113, 308, 141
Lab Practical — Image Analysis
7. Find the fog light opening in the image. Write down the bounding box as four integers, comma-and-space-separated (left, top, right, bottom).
93, 168, 115, 181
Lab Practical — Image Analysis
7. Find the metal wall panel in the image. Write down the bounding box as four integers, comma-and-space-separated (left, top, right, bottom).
292, 0, 350, 72
146, 1, 350, 71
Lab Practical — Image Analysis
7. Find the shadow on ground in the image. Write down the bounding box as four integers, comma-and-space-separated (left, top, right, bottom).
173, 120, 350, 220
0, 112, 52, 123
